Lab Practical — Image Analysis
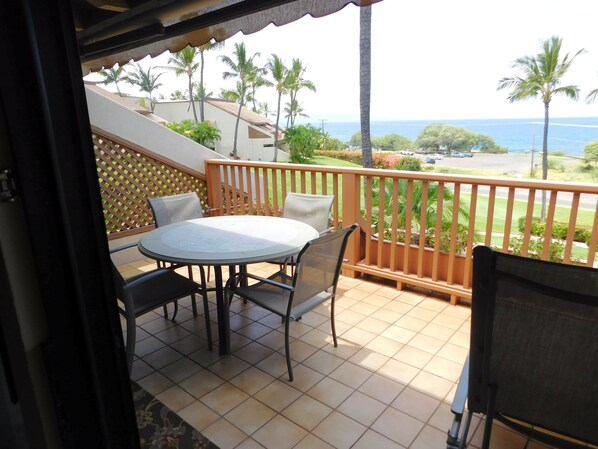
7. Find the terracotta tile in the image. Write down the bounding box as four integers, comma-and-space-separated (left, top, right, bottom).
349, 300, 379, 316
384, 300, 415, 315
201, 383, 249, 415
252, 415, 307, 449
142, 346, 184, 370
207, 355, 251, 380
428, 402, 457, 432
442, 304, 471, 320
229, 332, 253, 351
256, 330, 286, 351
233, 341, 275, 365
352, 429, 406, 449
408, 333, 445, 354
313, 410, 367, 449
358, 372, 405, 405
188, 347, 223, 367
307, 377, 353, 408
391, 387, 441, 422
238, 305, 272, 321
293, 311, 328, 328
292, 434, 335, 449
431, 313, 466, 330
287, 340, 319, 362
380, 325, 416, 344
448, 331, 470, 349
202, 419, 248, 449
361, 293, 392, 307
410, 424, 447, 449
154, 324, 192, 345
375, 286, 402, 300
281, 394, 332, 431
155, 385, 195, 412
409, 371, 454, 400
337, 390, 386, 426
349, 348, 390, 372
321, 339, 361, 359
135, 335, 166, 357
423, 355, 464, 382
395, 315, 428, 332
233, 438, 267, 449
253, 380, 302, 412
329, 361, 372, 389
177, 400, 220, 431
169, 333, 208, 355
395, 291, 425, 306
340, 326, 377, 346
159, 357, 203, 383
341, 287, 371, 301
225, 398, 276, 435
419, 297, 448, 312
280, 364, 325, 392
237, 322, 277, 340
229, 366, 275, 396
302, 350, 344, 375
299, 328, 333, 348
393, 345, 434, 369
378, 358, 420, 385
372, 407, 424, 447
130, 359, 154, 381
370, 307, 403, 324
420, 322, 456, 341
256, 352, 294, 378
137, 371, 173, 396
405, 306, 438, 322
336, 309, 367, 325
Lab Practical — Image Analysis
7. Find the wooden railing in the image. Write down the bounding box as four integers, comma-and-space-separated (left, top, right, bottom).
206, 159, 598, 304
93, 127, 210, 238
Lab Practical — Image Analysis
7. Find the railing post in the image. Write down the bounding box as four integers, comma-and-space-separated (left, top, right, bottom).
206, 160, 223, 216
342, 172, 362, 278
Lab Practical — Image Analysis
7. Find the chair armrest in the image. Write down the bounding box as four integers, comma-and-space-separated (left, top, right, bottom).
109, 242, 138, 254
451, 354, 469, 415
227, 272, 293, 291
319, 227, 336, 236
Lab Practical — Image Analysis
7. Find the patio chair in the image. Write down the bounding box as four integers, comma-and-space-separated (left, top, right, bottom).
148, 192, 211, 317
226, 224, 357, 381
110, 243, 212, 373
273, 192, 335, 274
447, 246, 598, 449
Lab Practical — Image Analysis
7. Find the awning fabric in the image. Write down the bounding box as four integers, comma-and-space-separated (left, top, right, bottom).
78, 0, 381, 73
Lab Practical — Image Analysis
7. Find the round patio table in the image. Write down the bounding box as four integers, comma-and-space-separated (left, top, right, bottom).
138, 215, 318, 354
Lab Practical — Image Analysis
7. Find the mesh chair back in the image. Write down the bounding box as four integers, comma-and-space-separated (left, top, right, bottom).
292, 224, 356, 309
471, 246, 598, 444
148, 192, 204, 227
283, 193, 334, 233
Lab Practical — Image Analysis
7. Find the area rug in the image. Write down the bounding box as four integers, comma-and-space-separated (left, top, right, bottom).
131, 381, 219, 449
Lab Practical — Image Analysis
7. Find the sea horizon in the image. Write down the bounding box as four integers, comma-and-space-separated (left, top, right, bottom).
303, 116, 598, 156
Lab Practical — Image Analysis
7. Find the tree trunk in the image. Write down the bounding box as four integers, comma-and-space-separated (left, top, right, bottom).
200, 50, 205, 122
232, 90, 244, 158
188, 74, 198, 122
541, 101, 550, 220
360, 5, 373, 169
273, 91, 282, 162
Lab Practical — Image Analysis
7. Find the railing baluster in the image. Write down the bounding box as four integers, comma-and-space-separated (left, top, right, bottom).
447, 183, 461, 286
245, 166, 253, 214
522, 189, 536, 257
230, 165, 238, 214
365, 176, 373, 266
587, 198, 598, 267
485, 186, 496, 246
432, 182, 444, 282
542, 190, 558, 260
563, 192, 580, 263
417, 181, 429, 278
333, 173, 339, 228
377, 176, 386, 269
403, 180, 414, 275
502, 187, 515, 251
272, 169, 280, 216
390, 178, 399, 272
222, 165, 231, 215
463, 184, 477, 289
263, 169, 271, 215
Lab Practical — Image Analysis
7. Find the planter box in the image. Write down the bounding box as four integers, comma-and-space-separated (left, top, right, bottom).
369, 237, 468, 285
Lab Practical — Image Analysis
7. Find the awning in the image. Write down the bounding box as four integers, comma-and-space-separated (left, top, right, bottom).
76, 0, 381, 73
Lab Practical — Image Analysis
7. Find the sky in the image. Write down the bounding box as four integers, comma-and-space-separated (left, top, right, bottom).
85, 0, 598, 122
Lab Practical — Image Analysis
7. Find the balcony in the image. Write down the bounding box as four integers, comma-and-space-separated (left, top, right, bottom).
100, 129, 596, 448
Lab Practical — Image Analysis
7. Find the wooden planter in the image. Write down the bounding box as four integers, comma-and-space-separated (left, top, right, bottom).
369, 236, 468, 285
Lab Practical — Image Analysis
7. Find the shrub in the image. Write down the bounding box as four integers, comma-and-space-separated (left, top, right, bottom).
517, 216, 590, 243
509, 236, 565, 262
547, 157, 565, 171
394, 156, 422, 171
166, 120, 221, 150
372, 153, 402, 169
285, 125, 322, 163
381, 224, 469, 255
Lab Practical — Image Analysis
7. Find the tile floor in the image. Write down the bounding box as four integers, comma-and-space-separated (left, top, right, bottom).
120, 259, 562, 449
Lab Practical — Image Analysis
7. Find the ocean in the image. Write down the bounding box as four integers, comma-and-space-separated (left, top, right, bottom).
308, 117, 598, 156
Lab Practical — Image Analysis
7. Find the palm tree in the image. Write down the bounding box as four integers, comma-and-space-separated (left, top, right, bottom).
198, 40, 225, 121
97, 66, 126, 97
170, 90, 187, 100
162, 46, 200, 121
498, 36, 584, 219
220, 42, 260, 158
359, 5, 373, 169
124, 64, 164, 112
248, 66, 271, 113
284, 99, 308, 124
191, 82, 213, 101
285, 58, 316, 127
266, 54, 288, 162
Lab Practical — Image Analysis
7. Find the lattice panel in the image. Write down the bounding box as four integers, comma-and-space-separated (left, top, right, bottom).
93, 132, 209, 236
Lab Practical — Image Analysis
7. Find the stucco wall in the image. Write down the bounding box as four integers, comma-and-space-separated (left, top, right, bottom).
86, 87, 227, 174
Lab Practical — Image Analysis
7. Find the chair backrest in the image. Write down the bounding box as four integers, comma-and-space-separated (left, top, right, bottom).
291, 224, 357, 308
282, 192, 334, 234
470, 246, 598, 445
148, 192, 204, 228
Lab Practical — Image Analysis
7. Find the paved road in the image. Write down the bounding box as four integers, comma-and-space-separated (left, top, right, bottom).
432, 153, 596, 210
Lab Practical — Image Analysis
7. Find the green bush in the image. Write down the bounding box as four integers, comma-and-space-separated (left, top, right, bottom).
285, 125, 321, 163
517, 216, 590, 243
166, 120, 221, 150
394, 156, 422, 171
509, 236, 565, 262
381, 224, 469, 255
547, 157, 565, 171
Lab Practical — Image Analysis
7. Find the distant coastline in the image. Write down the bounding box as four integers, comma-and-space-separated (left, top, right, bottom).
305, 117, 598, 156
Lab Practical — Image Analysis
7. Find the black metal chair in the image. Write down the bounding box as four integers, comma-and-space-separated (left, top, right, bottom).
110, 244, 212, 373
447, 245, 598, 449
148, 192, 211, 317
226, 224, 357, 381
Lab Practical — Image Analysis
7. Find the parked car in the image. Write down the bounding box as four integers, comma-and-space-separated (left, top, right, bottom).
449, 151, 465, 158
462, 151, 473, 157
399, 149, 414, 156
423, 157, 436, 164
433, 153, 444, 160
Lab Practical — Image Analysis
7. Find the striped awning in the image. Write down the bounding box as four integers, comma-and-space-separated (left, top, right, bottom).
77, 0, 381, 73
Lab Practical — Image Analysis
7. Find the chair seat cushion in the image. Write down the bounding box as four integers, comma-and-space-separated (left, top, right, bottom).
124, 269, 198, 317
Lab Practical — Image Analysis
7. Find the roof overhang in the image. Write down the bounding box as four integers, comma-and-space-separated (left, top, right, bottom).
76, 0, 381, 73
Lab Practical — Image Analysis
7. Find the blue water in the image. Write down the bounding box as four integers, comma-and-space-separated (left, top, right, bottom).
308, 117, 598, 156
